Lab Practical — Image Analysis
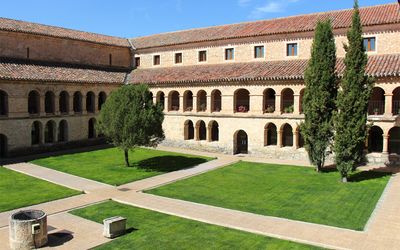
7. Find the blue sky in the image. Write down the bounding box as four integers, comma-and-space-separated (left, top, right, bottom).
0, 0, 395, 38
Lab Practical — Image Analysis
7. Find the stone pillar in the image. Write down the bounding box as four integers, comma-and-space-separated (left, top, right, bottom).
293, 94, 300, 115
223, 95, 233, 113
82, 95, 87, 115
195, 124, 200, 141
384, 94, 393, 116
250, 94, 263, 114
179, 95, 183, 112
54, 95, 60, 115
152, 95, 157, 105
164, 94, 169, 112
383, 134, 389, 154
207, 125, 212, 142
275, 95, 281, 114
68, 92, 74, 115
278, 129, 283, 148
206, 95, 211, 113
94, 94, 99, 113
293, 130, 299, 149
40, 95, 45, 116
193, 95, 197, 112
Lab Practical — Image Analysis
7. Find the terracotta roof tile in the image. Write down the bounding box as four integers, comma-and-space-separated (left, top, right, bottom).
131, 3, 400, 49
130, 54, 400, 84
0, 18, 130, 48
0, 58, 127, 84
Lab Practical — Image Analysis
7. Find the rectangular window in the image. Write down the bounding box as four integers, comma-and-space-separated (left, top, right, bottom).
135, 57, 140, 67
363, 37, 376, 52
153, 55, 160, 65
254, 46, 265, 58
225, 48, 234, 60
287, 43, 298, 57
199, 50, 207, 62
175, 53, 183, 64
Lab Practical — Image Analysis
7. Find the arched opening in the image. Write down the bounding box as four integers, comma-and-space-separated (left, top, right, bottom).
86, 92, 95, 113
263, 89, 276, 113
0, 134, 7, 158
168, 91, 180, 111
58, 120, 68, 142
59, 91, 69, 114
298, 128, 305, 148
234, 89, 250, 113
149, 92, 154, 104
0, 90, 8, 116
45, 91, 55, 114
209, 121, 219, 142
184, 120, 194, 140
389, 127, 400, 154
28, 91, 40, 115
197, 90, 207, 112
73, 92, 82, 113
368, 87, 385, 115
282, 124, 293, 147
88, 118, 96, 139
392, 88, 400, 115
281, 89, 294, 114
368, 126, 383, 153
31, 121, 42, 145
211, 89, 222, 112
299, 89, 305, 114
98, 92, 107, 111
264, 123, 277, 146
196, 120, 207, 141
156, 91, 165, 111
234, 130, 248, 154
44, 120, 56, 143
183, 91, 193, 112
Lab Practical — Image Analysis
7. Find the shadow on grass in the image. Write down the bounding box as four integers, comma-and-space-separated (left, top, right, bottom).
135, 156, 208, 172
348, 171, 392, 182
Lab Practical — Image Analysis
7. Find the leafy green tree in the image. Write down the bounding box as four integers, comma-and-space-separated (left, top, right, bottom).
97, 84, 164, 167
334, 0, 374, 182
300, 19, 337, 172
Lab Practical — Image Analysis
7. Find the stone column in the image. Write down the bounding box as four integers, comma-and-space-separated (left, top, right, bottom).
278, 129, 283, 148
55, 95, 60, 115
383, 134, 389, 154
222, 95, 233, 113
193, 95, 197, 112
249, 94, 263, 114
164, 94, 169, 112
293, 94, 300, 115
275, 94, 282, 114
294, 130, 300, 149
195, 124, 200, 141
179, 95, 184, 112
68, 92, 74, 115
82, 95, 87, 115
40, 95, 45, 116
384, 94, 393, 116
207, 125, 212, 142
94, 94, 99, 113
206, 95, 211, 113
152, 95, 157, 105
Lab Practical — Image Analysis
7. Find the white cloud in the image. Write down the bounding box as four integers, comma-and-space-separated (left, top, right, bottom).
249, 0, 300, 19
238, 0, 252, 7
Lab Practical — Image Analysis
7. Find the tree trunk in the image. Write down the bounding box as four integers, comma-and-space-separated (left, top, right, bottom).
124, 149, 130, 167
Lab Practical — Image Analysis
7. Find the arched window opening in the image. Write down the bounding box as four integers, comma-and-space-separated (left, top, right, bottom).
183, 91, 193, 112
392, 88, 400, 115
263, 89, 276, 113
211, 90, 222, 112
196, 120, 207, 141
45, 91, 55, 114
0, 90, 8, 116
282, 124, 293, 147
168, 91, 180, 111
184, 120, 194, 140
73, 92, 82, 113
234, 130, 248, 154
28, 91, 40, 115
156, 91, 165, 111
368, 126, 383, 153
59, 91, 69, 114
368, 87, 385, 115
98, 92, 107, 111
389, 127, 400, 154
0, 134, 7, 158
31, 121, 42, 145
88, 118, 96, 139
234, 89, 250, 113
44, 120, 56, 143
264, 123, 277, 146
58, 120, 68, 142
209, 121, 219, 142
197, 90, 207, 112
86, 92, 95, 113
281, 89, 294, 114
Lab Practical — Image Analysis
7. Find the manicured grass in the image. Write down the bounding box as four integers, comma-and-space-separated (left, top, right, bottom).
32, 148, 212, 186
147, 161, 391, 230
71, 201, 321, 250
0, 167, 80, 212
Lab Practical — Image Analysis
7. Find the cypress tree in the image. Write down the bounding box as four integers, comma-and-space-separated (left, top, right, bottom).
334, 0, 374, 182
300, 19, 337, 172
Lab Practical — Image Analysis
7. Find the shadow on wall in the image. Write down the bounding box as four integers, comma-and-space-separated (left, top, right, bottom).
136, 156, 208, 172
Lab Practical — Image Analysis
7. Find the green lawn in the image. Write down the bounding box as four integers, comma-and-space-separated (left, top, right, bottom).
71, 201, 321, 250
147, 161, 391, 230
32, 148, 212, 186
0, 167, 80, 212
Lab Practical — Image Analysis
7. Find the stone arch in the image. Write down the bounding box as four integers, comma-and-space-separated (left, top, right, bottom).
197, 90, 207, 112
31, 121, 42, 145
211, 89, 222, 112
59, 91, 69, 114
168, 91, 180, 111
88, 118, 96, 139
73, 91, 83, 113
184, 120, 194, 140
28, 90, 40, 115
263, 88, 276, 113
234, 130, 248, 154
86, 91, 95, 113
392, 87, 400, 115
58, 120, 68, 142
368, 126, 383, 153
0, 90, 8, 116
45, 91, 55, 114
264, 123, 277, 146
281, 123, 293, 147
44, 120, 56, 143
98, 91, 107, 111
281, 88, 294, 114
156, 91, 165, 110
0, 134, 7, 158
389, 127, 400, 154
234, 89, 250, 113
368, 87, 385, 115
183, 90, 193, 112
208, 120, 219, 142
196, 120, 207, 141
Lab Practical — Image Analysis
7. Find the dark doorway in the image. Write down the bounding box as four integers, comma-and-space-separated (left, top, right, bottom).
0, 134, 7, 158
235, 130, 248, 154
